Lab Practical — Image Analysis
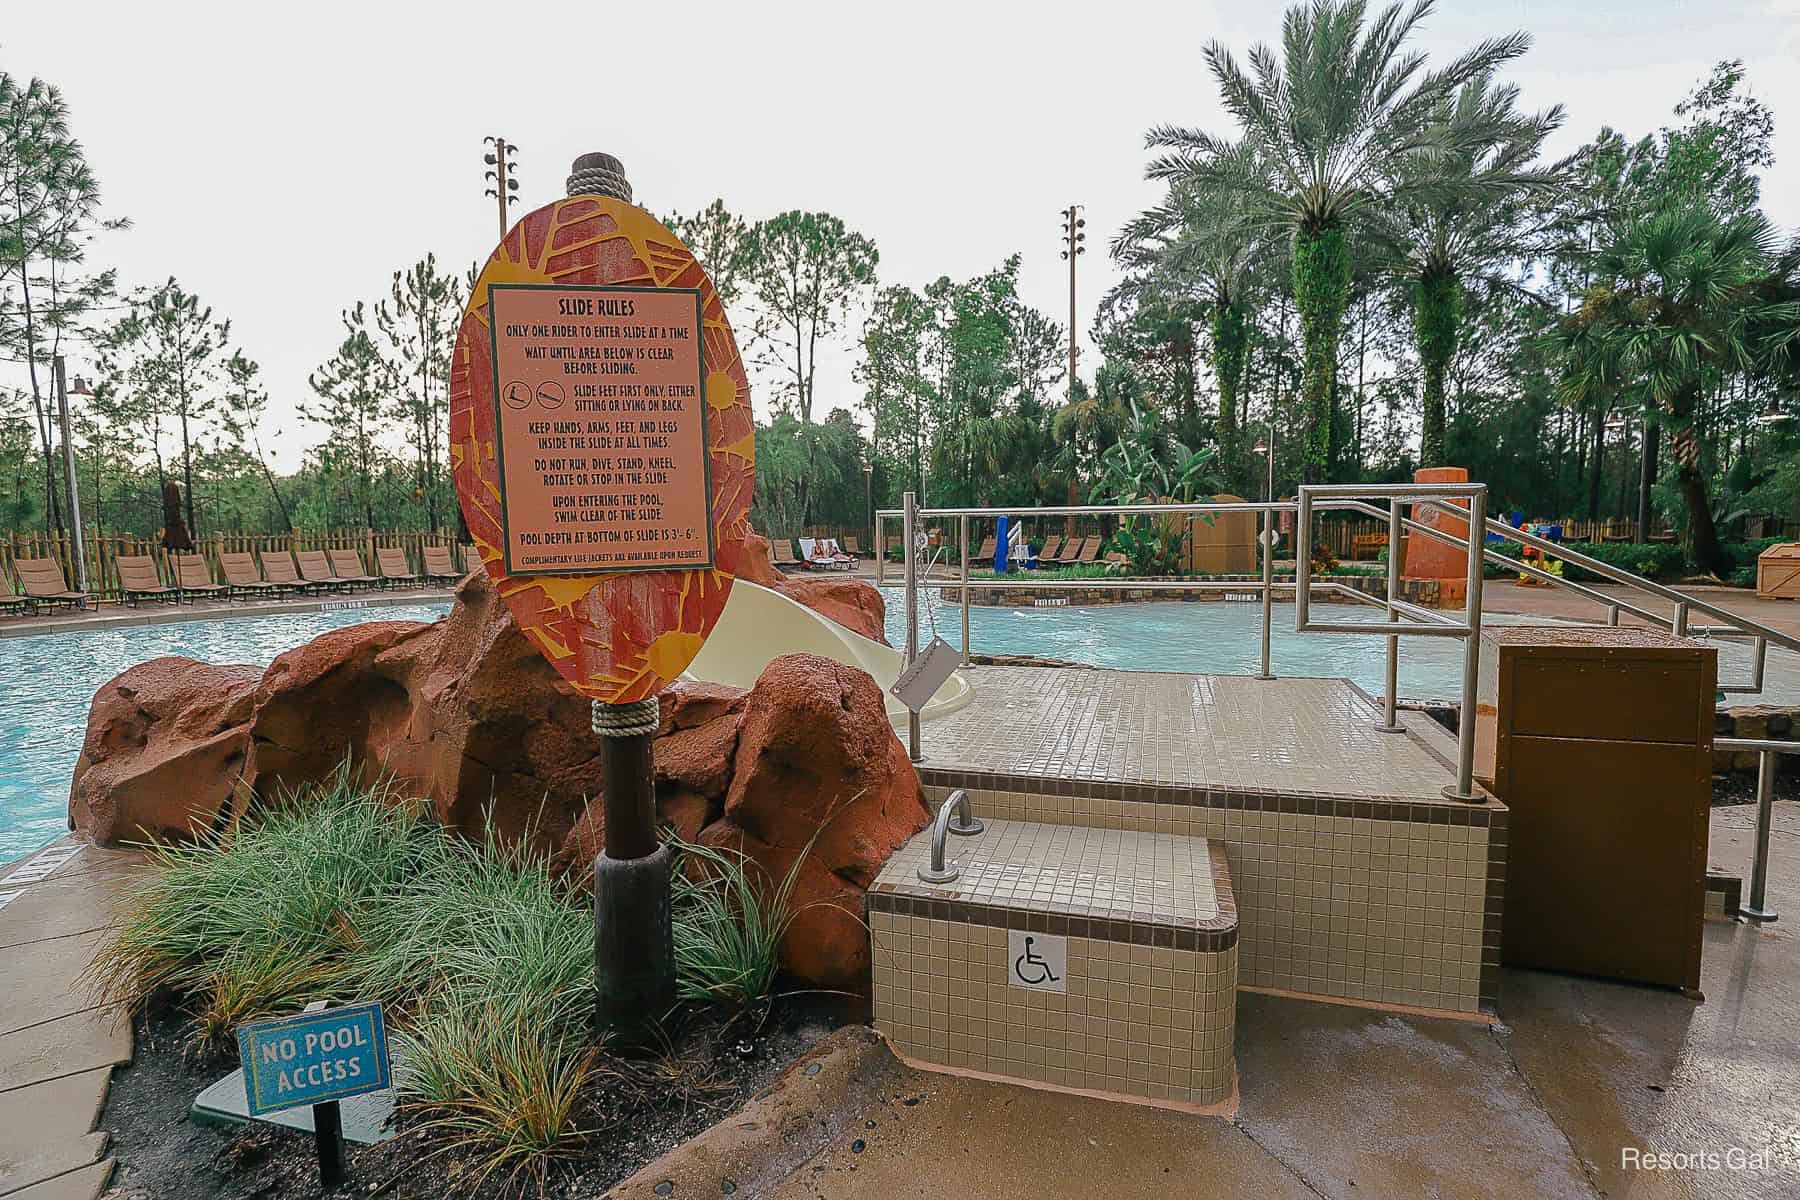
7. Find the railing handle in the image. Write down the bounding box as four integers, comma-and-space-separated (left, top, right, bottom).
1742, 750, 1780, 923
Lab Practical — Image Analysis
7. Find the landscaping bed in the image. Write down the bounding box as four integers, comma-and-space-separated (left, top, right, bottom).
102, 994, 847, 1200
91, 770, 856, 1199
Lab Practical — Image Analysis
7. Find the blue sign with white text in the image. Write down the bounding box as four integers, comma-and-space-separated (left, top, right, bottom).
236, 1002, 391, 1116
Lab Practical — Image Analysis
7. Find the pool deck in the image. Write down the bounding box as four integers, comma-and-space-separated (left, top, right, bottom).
0, 837, 150, 1198
0, 586, 456, 640
909, 666, 1467, 804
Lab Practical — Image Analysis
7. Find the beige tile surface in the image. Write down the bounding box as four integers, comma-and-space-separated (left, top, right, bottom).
872, 914, 1237, 1106
877, 820, 1219, 926
916, 667, 1457, 800
922, 789, 1491, 1013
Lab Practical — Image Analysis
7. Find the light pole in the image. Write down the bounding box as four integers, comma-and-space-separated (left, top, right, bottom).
1060, 204, 1085, 538
53, 357, 89, 599
862, 454, 874, 552
1252, 417, 1276, 503
483, 137, 521, 239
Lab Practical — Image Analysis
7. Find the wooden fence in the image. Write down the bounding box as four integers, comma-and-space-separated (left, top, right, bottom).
1, 529, 473, 603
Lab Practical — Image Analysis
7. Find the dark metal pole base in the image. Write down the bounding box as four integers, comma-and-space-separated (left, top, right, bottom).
594, 842, 676, 1045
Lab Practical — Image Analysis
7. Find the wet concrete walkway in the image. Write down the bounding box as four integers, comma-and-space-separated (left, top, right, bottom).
0, 838, 149, 1198
777, 800, 1800, 1200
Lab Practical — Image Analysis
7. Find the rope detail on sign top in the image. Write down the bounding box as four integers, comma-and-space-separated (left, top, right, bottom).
567, 152, 632, 202
592, 697, 659, 739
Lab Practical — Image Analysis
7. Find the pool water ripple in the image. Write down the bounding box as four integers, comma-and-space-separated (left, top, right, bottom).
0, 604, 451, 861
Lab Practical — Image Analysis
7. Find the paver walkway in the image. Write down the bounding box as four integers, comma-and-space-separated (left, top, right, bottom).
0, 837, 149, 1199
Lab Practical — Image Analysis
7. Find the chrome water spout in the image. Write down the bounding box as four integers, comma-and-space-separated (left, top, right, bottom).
918, 790, 983, 883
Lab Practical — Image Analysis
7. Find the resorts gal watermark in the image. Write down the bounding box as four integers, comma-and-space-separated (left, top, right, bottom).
1620, 1145, 1779, 1173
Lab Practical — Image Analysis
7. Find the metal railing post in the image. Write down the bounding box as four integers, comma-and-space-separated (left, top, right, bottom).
1674, 601, 1690, 637
1377, 499, 1404, 732
1445, 487, 1488, 801
959, 514, 970, 666
903, 491, 921, 763
1256, 505, 1274, 680
1742, 750, 1780, 923
874, 514, 886, 586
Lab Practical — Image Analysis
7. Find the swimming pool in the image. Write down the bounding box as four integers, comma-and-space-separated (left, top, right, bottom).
3, 588, 1788, 860
0, 604, 450, 862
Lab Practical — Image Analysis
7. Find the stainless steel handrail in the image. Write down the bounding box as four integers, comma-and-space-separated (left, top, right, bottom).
1715, 737, 1793, 923
879, 486, 1796, 806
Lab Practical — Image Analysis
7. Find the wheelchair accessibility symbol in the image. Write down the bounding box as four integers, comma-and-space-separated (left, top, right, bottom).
1007, 930, 1067, 993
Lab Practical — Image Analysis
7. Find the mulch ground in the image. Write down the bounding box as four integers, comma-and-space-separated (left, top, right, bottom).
101, 992, 853, 1200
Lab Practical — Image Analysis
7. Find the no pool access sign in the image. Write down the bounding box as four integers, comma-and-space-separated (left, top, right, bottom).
236, 1001, 391, 1116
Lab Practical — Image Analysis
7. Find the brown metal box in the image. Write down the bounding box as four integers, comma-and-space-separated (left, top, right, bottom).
1475, 626, 1714, 991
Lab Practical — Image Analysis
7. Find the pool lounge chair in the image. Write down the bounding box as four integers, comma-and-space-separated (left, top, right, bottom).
421, 545, 461, 584
772, 539, 800, 569
843, 535, 863, 558
15, 557, 90, 613
327, 549, 380, 589
1049, 536, 1086, 564
1037, 533, 1063, 565
459, 544, 482, 573
172, 554, 228, 603
376, 547, 421, 588
259, 551, 317, 596
799, 537, 852, 571
820, 538, 855, 568
1073, 537, 1104, 565
115, 555, 178, 606
975, 535, 997, 562
0, 567, 27, 616
220, 552, 283, 602
296, 550, 353, 592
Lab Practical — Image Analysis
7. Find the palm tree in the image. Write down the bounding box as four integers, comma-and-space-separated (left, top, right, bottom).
1115, 158, 1269, 493
1146, 0, 1532, 481
1371, 74, 1565, 466
1566, 204, 1777, 574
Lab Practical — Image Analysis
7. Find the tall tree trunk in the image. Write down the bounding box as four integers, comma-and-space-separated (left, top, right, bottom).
1637, 419, 1658, 540
1587, 405, 1606, 521
1669, 424, 1724, 575
1292, 225, 1351, 484
1212, 298, 1248, 494
1414, 270, 1458, 468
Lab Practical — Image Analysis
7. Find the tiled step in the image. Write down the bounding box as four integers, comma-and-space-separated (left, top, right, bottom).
867, 818, 1237, 1110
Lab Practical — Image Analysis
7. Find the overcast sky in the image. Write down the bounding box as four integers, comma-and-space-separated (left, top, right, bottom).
5, 0, 1798, 470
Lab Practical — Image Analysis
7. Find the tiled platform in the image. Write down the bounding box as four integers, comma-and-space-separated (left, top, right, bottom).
914, 667, 1459, 801
910, 668, 1506, 1014
870, 819, 1238, 1109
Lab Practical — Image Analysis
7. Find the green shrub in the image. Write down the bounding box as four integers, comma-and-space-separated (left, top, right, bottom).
670, 836, 811, 1008
90, 766, 428, 1032
399, 1004, 598, 1193
1551, 541, 1687, 583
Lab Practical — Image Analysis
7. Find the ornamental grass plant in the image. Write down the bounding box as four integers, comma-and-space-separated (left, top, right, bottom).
88, 765, 812, 1185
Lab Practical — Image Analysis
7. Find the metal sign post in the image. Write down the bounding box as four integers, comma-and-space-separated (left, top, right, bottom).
448, 152, 755, 1046
237, 1000, 390, 1193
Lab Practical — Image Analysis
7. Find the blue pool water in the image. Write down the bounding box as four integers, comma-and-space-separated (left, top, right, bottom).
0, 604, 450, 862
5, 587, 1787, 859
879, 588, 1479, 699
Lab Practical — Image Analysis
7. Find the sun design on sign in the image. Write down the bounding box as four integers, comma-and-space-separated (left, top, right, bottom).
448, 197, 755, 703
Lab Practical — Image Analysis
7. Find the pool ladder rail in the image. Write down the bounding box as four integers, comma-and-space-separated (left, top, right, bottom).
917, 789, 983, 883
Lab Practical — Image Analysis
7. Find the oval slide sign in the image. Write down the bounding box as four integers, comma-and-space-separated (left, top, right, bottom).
449, 195, 756, 703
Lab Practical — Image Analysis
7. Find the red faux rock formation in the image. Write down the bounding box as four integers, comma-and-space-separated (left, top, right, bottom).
701, 653, 929, 987
725, 529, 889, 644
67, 571, 923, 991
774, 576, 888, 644
69, 658, 263, 843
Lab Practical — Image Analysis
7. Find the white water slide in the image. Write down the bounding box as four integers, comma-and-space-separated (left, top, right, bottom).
684, 582, 971, 722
